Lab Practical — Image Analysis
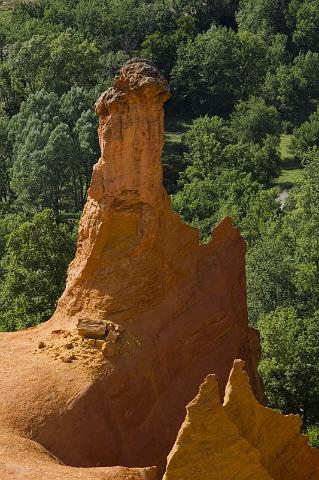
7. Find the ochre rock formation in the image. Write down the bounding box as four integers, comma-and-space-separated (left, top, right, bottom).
163, 360, 319, 480
162, 373, 272, 480
0, 59, 263, 479
224, 360, 319, 480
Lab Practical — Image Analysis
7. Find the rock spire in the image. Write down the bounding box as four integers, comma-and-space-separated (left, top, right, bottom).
0, 60, 264, 479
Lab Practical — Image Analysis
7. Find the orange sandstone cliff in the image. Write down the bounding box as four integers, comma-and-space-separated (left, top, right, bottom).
224, 360, 319, 479
1, 59, 315, 480
39, 58, 263, 472
163, 360, 319, 480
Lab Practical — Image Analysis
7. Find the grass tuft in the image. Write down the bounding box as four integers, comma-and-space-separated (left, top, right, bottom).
272, 134, 303, 189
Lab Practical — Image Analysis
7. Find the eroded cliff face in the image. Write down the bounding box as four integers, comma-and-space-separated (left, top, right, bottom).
163, 360, 319, 480
37, 59, 263, 473
224, 360, 319, 480
54, 60, 173, 323
0, 60, 264, 480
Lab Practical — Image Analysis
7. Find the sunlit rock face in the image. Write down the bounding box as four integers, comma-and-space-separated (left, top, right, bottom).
44, 58, 263, 471
163, 360, 319, 480
0, 60, 263, 480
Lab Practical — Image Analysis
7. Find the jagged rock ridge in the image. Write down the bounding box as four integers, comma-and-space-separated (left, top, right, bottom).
163, 360, 319, 480
0, 59, 264, 479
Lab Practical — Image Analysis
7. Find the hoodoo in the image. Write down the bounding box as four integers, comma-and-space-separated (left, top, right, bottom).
1, 60, 315, 480
42, 58, 263, 470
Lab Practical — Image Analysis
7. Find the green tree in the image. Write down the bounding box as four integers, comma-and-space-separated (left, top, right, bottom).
246, 221, 295, 325
5, 2, 50, 44
247, 154, 319, 324
141, 16, 196, 78
0, 210, 75, 331
5, 30, 101, 102
236, 0, 285, 36
180, 115, 229, 181
72, 109, 99, 207
171, 27, 268, 116
41, 0, 77, 29
263, 52, 319, 125
82, 0, 158, 54
266, 33, 289, 72
173, 169, 279, 241
0, 112, 11, 203
6, 35, 50, 97
229, 96, 281, 144
292, 106, 319, 162
258, 307, 319, 426
173, 176, 220, 240
180, 115, 280, 185
0, 212, 27, 282
287, 0, 319, 52
233, 187, 280, 244
288, 153, 319, 314
8, 88, 99, 218
172, 0, 239, 31
10, 112, 75, 218
59, 86, 99, 208
307, 426, 319, 448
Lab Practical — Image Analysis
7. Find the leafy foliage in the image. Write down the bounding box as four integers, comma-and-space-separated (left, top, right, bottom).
174, 169, 279, 242
258, 307, 319, 426
287, 0, 319, 52
179, 114, 280, 186
8, 88, 98, 218
236, 0, 285, 36
171, 27, 269, 116
0, 111, 11, 202
229, 96, 280, 144
263, 52, 319, 126
247, 155, 319, 321
308, 425, 319, 448
292, 106, 319, 162
172, 114, 280, 241
0, 210, 75, 331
